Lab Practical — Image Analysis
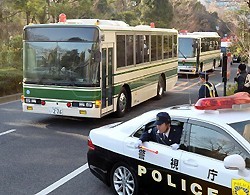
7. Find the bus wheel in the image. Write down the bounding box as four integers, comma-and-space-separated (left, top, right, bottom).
200, 62, 203, 72
110, 162, 138, 195
211, 59, 216, 71
156, 76, 165, 100
116, 87, 128, 117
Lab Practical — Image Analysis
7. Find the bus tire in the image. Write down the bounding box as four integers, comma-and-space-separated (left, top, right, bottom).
156, 76, 165, 100
200, 62, 203, 72
110, 162, 139, 195
116, 87, 128, 117
211, 59, 216, 71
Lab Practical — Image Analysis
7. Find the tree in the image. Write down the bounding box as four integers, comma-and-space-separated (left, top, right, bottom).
222, 3, 250, 63
10, 0, 47, 24
48, 0, 94, 22
138, 0, 173, 27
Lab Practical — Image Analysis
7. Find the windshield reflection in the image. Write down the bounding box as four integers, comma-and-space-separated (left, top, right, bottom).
23, 42, 100, 87
178, 38, 196, 58
229, 120, 250, 144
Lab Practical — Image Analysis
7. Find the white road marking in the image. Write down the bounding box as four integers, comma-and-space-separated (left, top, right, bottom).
0, 129, 16, 136
35, 163, 89, 195
173, 81, 199, 91
215, 83, 222, 87
173, 81, 222, 92
0, 99, 21, 105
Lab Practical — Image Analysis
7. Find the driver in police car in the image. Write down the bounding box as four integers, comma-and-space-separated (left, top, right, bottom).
135, 112, 182, 150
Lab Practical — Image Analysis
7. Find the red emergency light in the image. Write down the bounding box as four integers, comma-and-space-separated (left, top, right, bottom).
195, 92, 250, 110
179, 30, 188, 35
59, 13, 66, 23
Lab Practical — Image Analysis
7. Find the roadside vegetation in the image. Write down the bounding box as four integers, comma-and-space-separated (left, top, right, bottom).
0, 68, 22, 96
0, 0, 248, 97
226, 83, 237, 96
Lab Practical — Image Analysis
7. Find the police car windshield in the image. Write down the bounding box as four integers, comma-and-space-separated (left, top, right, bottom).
228, 120, 250, 143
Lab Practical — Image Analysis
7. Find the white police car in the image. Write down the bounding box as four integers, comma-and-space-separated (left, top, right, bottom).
87, 92, 250, 195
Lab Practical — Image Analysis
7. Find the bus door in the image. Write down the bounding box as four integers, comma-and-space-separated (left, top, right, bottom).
101, 43, 114, 114
195, 39, 200, 72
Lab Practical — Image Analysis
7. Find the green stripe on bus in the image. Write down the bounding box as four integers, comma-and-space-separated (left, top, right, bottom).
113, 68, 177, 94
24, 68, 177, 101
178, 62, 196, 67
114, 59, 177, 76
23, 87, 101, 101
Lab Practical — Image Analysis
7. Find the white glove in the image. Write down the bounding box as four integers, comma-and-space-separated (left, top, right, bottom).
134, 139, 142, 148
170, 143, 179, 150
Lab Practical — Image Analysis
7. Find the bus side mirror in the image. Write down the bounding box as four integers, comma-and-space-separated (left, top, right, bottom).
94, 51, 101, 63
192, 43, 198, 48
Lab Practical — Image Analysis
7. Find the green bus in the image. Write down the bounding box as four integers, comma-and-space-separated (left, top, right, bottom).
22, 17, 178, 118
178, 32, 221, 75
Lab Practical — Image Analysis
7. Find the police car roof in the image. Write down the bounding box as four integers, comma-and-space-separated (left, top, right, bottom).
91, 104, 250, 137
164, 105, 250, 124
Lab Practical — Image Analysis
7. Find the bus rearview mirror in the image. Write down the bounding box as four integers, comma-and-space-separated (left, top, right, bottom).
94, 51, 101, 63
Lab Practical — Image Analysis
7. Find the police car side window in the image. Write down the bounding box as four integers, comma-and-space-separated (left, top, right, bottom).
189, 124, 250, 168
133, 121, 155, 138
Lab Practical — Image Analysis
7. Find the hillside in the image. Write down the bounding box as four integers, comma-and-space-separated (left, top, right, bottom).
169, 0, 232, 36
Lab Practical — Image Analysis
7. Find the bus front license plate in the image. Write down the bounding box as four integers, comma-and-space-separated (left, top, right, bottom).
51, 107, 63, 115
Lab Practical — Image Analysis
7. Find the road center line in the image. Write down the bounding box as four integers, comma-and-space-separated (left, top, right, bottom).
0, 129, 16, 136
35, 163, 89, 195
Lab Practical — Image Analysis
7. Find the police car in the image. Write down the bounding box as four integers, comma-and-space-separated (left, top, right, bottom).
87, 92, 250, 195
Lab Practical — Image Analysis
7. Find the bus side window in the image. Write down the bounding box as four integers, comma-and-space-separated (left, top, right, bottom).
163, 35, 169, 59
117, 35, 126, 68
126, 35, 134, 66
144, 35, 150, 62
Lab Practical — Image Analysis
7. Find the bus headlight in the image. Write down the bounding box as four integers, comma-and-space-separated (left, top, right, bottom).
78, 102, 86, 107
72, 102, 93, 108
86, 102, 93, 108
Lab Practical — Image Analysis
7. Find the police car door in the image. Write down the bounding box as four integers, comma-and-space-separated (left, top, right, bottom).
180, 119, 250, 195
125, 118, 188, 194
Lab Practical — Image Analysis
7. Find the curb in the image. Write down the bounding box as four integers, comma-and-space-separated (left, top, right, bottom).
0, 93, 22, 104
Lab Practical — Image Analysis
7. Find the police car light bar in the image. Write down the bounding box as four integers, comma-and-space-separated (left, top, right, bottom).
195, 92, 250, 110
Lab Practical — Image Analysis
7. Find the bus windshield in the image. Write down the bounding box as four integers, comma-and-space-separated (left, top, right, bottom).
178, 38, 196, 58
23, 27, 100, 87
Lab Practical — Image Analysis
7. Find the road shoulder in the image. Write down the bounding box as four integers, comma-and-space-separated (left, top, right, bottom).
0, 93, 22, 104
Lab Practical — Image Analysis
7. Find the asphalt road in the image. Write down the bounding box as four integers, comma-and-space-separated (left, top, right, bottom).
0, 65, 238, 195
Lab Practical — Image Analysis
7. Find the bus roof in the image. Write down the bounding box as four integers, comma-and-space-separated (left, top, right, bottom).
66, 19, 129, 27
178, 34, 201, 39
192, 31, 220, 38
24, 19, 178, 33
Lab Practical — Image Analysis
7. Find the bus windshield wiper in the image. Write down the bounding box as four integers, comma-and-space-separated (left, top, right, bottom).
178, 49, 187, 59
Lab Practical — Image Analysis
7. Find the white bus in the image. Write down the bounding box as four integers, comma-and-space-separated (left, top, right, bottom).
178, 32, 221, 74
22, 15, 178, 118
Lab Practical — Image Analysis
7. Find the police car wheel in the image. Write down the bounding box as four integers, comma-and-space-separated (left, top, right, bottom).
156, 76, 165, 100
116, 87, 128, 117
110, 163, 138, 195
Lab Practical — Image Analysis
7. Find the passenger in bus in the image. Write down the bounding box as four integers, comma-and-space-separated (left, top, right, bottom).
134, 112, 183, 150
234, 63, 248, 93
198, 72, 218, 99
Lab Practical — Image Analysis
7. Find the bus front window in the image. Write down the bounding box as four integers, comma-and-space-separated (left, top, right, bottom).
23, 27, 100, 87
178, 38, 196, 58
